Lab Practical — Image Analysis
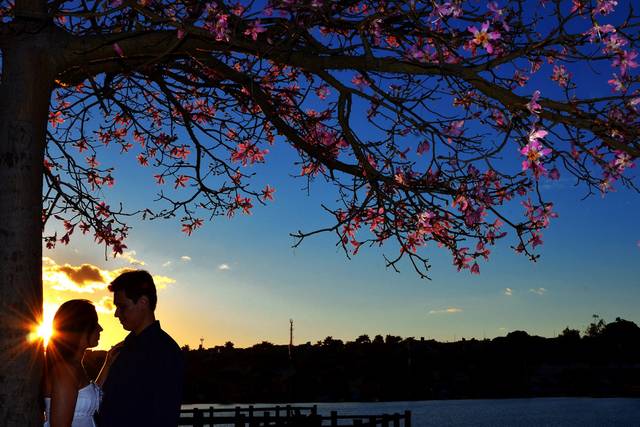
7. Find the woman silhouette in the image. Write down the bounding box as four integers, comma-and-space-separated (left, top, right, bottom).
43, 300, 119, 427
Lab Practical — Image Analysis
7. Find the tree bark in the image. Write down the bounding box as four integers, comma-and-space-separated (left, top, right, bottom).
0, 25, 55, 426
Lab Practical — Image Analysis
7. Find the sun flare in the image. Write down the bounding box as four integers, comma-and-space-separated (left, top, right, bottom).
29, 303, 59, 347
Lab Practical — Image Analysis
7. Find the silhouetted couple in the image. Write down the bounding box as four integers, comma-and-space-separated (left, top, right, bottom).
43, 270, 184, 427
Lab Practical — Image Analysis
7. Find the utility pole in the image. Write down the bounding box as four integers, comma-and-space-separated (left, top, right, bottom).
289, 319, 294, 361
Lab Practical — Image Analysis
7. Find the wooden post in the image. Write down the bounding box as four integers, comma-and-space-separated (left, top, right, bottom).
286, 404, 292, 419
381, 414, 389, 427
393, 413, 400, 427
311, 405, 318, 416
248, 405, 255, 427
209, 406, 214, 427
368, 415, 377, 427
275, 405, 281, 424
404, 410, 411, 427
263, 411, 270, 427
193, 408, 203, 427
331, 410, 338, 427
234, 407, 243, 427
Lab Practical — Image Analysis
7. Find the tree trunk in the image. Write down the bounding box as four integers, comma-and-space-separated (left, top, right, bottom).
0, 27, 55, 426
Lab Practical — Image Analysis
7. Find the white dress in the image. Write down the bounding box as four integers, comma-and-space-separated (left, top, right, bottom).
44, 382, 102, 427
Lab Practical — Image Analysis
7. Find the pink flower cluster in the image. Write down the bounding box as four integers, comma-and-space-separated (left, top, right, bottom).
467, 22, 501, 54
520, 127, 551, 179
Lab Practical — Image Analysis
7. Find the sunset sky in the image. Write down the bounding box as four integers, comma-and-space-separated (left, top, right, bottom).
39, 1, 640, 351
42, 138, 640, 351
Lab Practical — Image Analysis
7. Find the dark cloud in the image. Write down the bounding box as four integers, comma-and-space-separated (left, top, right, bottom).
58, 264, 105, 285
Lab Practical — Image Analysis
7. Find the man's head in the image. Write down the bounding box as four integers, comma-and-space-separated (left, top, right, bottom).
109, 270, 157, 333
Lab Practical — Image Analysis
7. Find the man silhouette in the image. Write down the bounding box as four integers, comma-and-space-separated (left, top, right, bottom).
97, 270, 183, 427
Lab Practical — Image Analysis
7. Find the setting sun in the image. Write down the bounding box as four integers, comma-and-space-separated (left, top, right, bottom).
30, 303, 58, 348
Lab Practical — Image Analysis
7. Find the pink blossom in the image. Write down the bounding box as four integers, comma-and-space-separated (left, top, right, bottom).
244, 20, 266, 41
406, 44, 432, 63
171, 145, 191, 160
530, 233, 543, 248
206, 13, 229, 42
570, 0, 586, 14
487, 2, 509, 30
351, 74, 369, 87
608, 74, 625, 92
433, 2, 462, 19
603, 33, 627, 53
628, 97, 640, 111
385, 35, 400, 48
174, 175, 189, 188
96, 202, 110, 218
492, 110, 507, 128
595, 0, 617, 16
584, 23, 615, 43
417, 140, 430, 155
262, 185, 275, 201
551, 65, 572, 88
613, 150, 635, 172
470, 263, 480, 274
526, 90, 542, 114
112, 43, 124, 57
513, 70, 529, 87
444, 120, 464, 141
467, 22, 501, 54
86, 155, 99, 168
612, 50, 638, 76
521, 127, 552, 179
231, 141, 269, 166
49, 111, 64, 128
315, 85, 330, 100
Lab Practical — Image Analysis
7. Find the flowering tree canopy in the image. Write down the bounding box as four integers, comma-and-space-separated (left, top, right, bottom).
1, 0, 639, 424
25, 0, 637, 277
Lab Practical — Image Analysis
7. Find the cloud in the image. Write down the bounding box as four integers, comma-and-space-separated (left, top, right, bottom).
180, 256, 191, 262
529, 287, 547, 295
58, 264, 105, 285
121, 251, 145, 266
43, 260, 109, 293
428, 307, 463, 315
94, 296, 115, 314
162, 261, 172, 267
42, 257, 175, 294
504, 288, 513, 296
218, 263, 231, 271
153, 275, 176, 289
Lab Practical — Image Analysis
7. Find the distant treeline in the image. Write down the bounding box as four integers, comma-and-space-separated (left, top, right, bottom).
83, 316, 640, 403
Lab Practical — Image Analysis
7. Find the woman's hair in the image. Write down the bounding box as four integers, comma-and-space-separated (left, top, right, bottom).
46, 299, 99, 364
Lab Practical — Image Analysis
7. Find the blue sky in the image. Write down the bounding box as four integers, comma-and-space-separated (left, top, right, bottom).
41, 0, 640, 350
43, 130, 640, 349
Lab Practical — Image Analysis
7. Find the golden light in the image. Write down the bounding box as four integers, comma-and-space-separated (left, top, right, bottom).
28, 303, 59, 347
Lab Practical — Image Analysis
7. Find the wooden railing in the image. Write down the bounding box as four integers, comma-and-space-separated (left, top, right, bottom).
179, 405, 411, 426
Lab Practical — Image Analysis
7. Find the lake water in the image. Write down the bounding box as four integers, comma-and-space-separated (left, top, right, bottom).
183, 397, 640, 426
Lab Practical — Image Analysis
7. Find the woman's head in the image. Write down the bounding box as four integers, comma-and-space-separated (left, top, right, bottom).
46, 300, 102, 362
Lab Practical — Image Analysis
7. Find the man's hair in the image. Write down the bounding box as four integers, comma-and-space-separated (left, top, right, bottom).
108, 270, 157, 311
